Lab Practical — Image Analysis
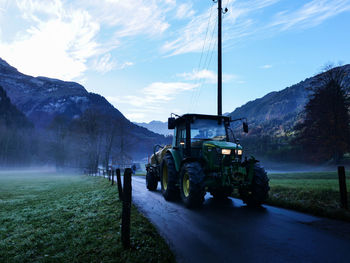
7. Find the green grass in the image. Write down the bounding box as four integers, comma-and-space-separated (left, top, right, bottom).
266, 171, 350, 221
0, 172, 175, 263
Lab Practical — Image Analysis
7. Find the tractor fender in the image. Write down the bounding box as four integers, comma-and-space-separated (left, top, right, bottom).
166, 149, 182, 173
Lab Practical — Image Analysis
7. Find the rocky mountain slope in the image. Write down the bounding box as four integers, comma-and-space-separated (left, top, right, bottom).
0, 58, 126, 128
228, 64, 350, 137
0, 57, 169, 159
0, 85, 32, 128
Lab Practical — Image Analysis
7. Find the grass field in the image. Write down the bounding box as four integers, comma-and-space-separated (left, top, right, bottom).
0, 171, 175, 263
267, 171, 350, 221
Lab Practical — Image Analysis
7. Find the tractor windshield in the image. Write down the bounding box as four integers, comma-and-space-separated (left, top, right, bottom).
191, 119, 227, 141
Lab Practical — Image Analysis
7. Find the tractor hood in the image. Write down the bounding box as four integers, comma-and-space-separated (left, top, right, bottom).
203, 141, 242, 150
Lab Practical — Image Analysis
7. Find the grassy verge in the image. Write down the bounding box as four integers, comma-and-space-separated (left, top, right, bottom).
0, 172, 175, 263
265, 171, 350, 221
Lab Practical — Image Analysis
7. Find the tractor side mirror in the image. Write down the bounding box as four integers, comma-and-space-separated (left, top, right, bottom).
243, 122, 248, 133
168, 117, 176, 129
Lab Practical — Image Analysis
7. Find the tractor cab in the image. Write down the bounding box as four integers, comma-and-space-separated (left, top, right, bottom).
168, 114, 246, 160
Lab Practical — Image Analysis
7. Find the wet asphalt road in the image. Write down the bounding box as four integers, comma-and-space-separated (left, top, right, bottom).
130, 176, 350, 263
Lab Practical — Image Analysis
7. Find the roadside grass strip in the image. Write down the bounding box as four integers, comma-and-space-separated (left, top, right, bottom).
0, 172, 175, 263
267, 172, 350, 221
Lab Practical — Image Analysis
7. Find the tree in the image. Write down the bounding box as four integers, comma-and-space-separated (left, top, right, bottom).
295, 65, 350, 163
72, 109, 103, 173
48, 115, 70, 169
115, 120, 133, 166
101, 117, 118, 172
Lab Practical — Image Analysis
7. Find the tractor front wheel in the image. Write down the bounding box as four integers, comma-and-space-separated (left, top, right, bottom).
160, 153, 179, 201
240, 165, 269, 207
180, 162, 205, 208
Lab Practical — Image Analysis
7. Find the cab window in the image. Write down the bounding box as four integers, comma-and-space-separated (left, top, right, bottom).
176, 126, 186, 147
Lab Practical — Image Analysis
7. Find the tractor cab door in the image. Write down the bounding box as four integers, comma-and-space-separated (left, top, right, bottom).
175, 125, 186, 160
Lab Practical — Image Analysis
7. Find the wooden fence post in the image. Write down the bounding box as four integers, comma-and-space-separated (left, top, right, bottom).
121, 168, 132, 249
111, 169, 115, 185
116, 169, 123, 201
338, 166, 348, 209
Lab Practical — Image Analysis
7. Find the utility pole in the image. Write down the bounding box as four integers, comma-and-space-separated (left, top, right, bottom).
217, 0, 222, 116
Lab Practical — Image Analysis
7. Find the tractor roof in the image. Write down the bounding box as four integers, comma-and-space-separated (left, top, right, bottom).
174, 113, 230, 125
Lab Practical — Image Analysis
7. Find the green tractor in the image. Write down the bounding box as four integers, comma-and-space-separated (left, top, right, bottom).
146, 113, 270, 208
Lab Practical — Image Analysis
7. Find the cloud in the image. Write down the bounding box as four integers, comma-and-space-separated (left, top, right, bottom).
125, 112, 146, 121
119, 61, 134, 69
260, 64, 272, 69
16, 0, 63, 20
0, 4, 100, 80
0, 0, 176, 80
162, 0, 350, 57
162, 5, 217, 56
108, 82, 198, 107
92, 53, 116, 74
161, 1, 280, 56
178, 69, 216, 83
268, 0, 350, 31
110, 69, 241, 121
92, 54, 133, 73
107, 81, 198, 121
143, 82, 198, 102
84, 0, 174, 37
176, 3, 195, 19
177, 69, 237, 83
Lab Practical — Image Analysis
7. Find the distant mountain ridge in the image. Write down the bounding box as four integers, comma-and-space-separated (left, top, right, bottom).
134, 120, 172, 136
228, 64, 350, 137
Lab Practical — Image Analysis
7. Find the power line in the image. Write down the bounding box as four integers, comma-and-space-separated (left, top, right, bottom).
192, 15, 218, 112
193, 0, 230, 113
188, 3, 215, 113
194, 37, 217, 111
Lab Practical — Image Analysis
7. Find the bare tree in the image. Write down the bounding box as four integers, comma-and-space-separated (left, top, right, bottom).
74, 109, 103, 173
101, 118, 118, 171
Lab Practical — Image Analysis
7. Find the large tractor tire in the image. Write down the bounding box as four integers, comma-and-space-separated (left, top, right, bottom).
179, 162, 205, 208
160, 153, 179, 201
146, 169, 158, 191
240, 165, 269, 207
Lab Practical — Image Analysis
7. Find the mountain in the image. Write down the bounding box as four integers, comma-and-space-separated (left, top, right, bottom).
134, 120, 172, 136
0, 85, 32, 128
228, 64, 350, 137
0, 58, 127, 128
0, 57, 170, 159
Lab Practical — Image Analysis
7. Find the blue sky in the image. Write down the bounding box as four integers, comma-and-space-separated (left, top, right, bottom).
1, 0, 350, 122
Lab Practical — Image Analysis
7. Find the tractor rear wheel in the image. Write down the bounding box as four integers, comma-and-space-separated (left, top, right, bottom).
146, 169, 158, 191
180, 162, 205, 208
240, 165, 269, 207
160, 153, 179, 201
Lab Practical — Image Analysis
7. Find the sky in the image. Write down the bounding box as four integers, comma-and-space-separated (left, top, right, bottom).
1, 0, 350, 122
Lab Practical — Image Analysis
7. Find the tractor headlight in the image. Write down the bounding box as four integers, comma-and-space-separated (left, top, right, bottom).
221, 149, 231, 155
235, 149, 243, 156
